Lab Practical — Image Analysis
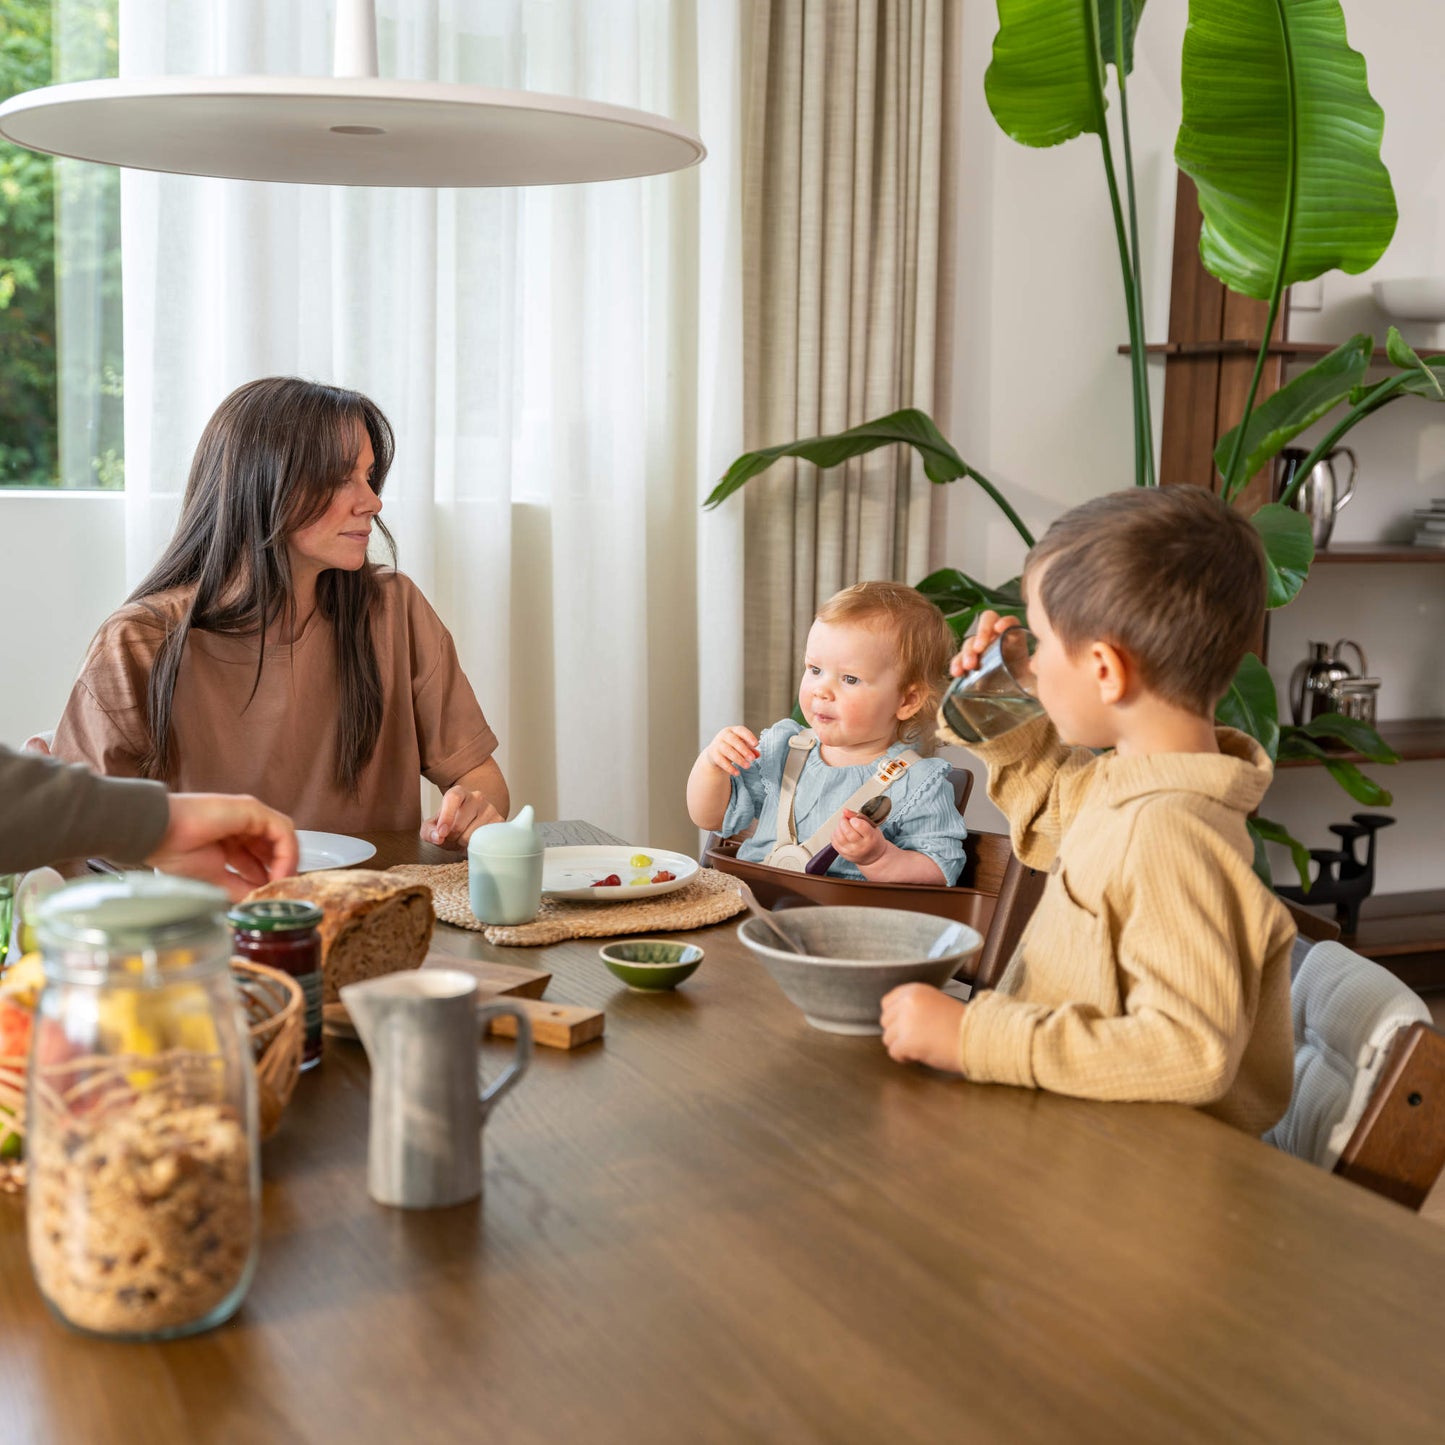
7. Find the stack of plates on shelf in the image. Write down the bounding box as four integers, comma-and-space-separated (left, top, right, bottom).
1413, 499, 1445, 549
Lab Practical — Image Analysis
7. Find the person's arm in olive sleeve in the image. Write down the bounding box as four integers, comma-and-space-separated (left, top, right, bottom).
0, 745, 169, 873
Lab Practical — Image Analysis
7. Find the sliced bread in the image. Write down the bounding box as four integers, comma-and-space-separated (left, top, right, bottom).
243, 870, 435, 1003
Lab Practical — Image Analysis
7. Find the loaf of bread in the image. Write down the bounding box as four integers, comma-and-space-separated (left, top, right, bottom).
243, 870, 435, 1003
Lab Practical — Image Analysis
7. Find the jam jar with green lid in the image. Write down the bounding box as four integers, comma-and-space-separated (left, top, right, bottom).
228, 900, 324, 1070
29, 873, 260, 1340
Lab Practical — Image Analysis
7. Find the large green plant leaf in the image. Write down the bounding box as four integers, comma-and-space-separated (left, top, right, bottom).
1281, 714, 1400, 764
1394, 352, 1445, 399
1249, 504, 1314, 609
984, 0, 1109, 148
1175, 0, 1397, 299
1248, 815, 1312, 891
1099, 0, 1148, 72
1385, 326, 1445, 398
1216, 652, 1279, 761
1275, 731, 1395, 806
916, 570, 1026, 639
703, 409, 1036, 547
1213, 334, 1373, 483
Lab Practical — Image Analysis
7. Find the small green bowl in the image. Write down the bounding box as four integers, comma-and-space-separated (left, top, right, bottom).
598, 939, 704, 991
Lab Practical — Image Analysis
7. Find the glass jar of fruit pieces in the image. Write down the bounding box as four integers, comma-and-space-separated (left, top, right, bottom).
28, 873, 260, 1340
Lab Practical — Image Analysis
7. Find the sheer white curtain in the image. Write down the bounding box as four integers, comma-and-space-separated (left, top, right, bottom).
118, 0, 744, 848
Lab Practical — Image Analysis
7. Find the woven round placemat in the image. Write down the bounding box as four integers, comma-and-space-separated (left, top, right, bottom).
382, 862, 746, 945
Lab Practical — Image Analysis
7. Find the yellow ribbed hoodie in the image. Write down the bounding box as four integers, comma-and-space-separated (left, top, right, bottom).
959, 715, 1296, 1135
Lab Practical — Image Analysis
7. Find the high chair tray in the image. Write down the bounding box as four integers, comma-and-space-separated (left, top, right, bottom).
704, 837, 999, 936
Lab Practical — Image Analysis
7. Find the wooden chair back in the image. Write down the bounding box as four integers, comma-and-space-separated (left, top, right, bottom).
1288, 905, 1445, 1211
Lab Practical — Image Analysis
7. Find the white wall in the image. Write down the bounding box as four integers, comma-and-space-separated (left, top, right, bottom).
945, 2, 1445, 893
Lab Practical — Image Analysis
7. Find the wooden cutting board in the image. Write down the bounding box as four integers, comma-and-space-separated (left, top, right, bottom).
322, 953, 553, 1041
420, 952, 552, 1000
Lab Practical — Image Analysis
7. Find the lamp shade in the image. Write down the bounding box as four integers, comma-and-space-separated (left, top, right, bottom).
0, 75, 705, 188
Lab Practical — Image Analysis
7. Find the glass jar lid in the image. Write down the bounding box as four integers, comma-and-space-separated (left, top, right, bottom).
227, 899, 323, 932
37, 873, 230, 953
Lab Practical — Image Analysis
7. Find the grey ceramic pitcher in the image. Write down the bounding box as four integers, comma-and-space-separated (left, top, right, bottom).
342, 969, 532, 1209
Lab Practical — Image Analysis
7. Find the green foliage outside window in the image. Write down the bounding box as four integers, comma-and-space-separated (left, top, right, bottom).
0, 0, 122, 489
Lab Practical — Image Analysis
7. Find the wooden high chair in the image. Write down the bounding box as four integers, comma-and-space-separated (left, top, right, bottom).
1268, 902, 1445, 1211
702, 767, 1046, 991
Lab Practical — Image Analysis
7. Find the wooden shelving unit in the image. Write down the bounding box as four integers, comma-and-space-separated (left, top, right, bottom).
1149, 174, 1445, 984
1122, 339, 1445, 361
1293, 890, 1445, 982
1275, 717, 1445, 768
1311, 544, 1445, 564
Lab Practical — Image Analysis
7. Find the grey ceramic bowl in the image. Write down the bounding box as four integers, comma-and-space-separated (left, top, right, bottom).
737, 906, 982, 1036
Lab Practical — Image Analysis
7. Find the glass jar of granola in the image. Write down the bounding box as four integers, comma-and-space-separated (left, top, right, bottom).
28, 874, 260, 1340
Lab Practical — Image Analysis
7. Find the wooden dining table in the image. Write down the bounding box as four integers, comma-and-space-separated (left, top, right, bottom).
2, 823, 1444, 1444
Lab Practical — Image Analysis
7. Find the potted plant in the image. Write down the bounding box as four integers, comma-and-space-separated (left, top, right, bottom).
706, 0, 1433, 886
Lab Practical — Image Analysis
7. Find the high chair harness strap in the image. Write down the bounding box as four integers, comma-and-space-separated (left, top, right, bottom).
765, 731, 922, 871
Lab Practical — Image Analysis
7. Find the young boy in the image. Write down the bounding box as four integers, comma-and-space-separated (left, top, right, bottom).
880, 486, 1296, 1135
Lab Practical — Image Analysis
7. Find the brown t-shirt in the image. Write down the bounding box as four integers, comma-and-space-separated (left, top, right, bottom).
52, 571, 498, 833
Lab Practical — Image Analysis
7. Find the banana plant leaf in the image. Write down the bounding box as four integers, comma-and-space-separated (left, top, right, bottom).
1281, 713, 1400, 764
916, 569, 1026, 639
703, 408, 1035, 547
1393, 351, 1445, 400
1175, 0, 1397, 300
1248, 815, 1313, 891
984, 0, 1109, 148
1248, 504, 1314, 610
1098, 0, 1148, 72
1216, 652, 1278, 761
1213, 334, 1374, 485
1385, 327, 1445, 399
1275, 731, 1394, 807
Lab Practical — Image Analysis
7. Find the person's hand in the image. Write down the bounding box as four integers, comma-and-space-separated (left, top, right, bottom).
704, 725, 760, 778
831, 808, 887, 867
422, 789, 506, 849
949, 610, 1024, 677
880, 983, 967, 1071
146, 793, 299, 902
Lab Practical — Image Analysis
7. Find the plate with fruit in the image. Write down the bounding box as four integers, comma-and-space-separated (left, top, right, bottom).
541, 847, 699, 902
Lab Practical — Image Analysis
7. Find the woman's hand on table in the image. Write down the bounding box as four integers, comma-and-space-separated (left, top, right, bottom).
423, 757, 511, 847
949, 609, 1022, 677
880, 983, 966, 1072
422, 788, 506, 848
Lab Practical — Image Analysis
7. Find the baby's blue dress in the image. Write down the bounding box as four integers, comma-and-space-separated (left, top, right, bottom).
720, 719, 968, 884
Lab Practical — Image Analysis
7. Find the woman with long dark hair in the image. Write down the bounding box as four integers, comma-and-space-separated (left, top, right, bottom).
53, 377, 507, 846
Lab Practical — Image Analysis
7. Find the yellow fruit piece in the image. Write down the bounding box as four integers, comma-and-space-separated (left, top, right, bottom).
629, 853, 653, 868
628, 875, 652, 887
0, 953, 46, 1009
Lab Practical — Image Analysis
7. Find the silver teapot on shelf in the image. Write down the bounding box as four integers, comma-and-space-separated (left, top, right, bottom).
1276, 446, 1358, 549
1290, 639, 1369, 725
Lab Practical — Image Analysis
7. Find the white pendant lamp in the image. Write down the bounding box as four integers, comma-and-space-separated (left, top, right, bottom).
0, 0, 705, 188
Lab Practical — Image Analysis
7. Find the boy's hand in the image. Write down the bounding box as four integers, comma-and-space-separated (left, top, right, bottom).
950, 610, 1023, 677
705, 725, 760, 777
880, 983, 967, 1072
832, 808, 887, 866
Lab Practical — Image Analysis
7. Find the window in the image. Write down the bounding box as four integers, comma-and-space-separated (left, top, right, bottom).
0, 0, 121, 489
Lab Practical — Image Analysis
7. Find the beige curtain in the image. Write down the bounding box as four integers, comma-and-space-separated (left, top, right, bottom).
741, 0, 959, 723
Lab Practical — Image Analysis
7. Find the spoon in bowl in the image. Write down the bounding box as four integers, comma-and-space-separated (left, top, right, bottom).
737, 882, 802, 954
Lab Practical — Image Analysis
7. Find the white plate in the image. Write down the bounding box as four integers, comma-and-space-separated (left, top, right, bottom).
541, 846, 698, 901
296, 831, 377, 873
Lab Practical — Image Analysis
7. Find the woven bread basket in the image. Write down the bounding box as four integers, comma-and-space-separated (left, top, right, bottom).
0, 957, 303, 1192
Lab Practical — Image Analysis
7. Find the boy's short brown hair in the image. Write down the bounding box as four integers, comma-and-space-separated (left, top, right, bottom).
1023, 486, 1266, 716
815, 580, 955, 752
